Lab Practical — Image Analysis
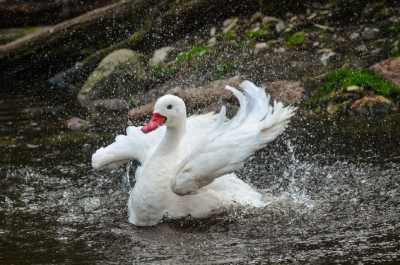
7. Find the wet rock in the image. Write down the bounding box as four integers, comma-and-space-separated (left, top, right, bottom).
273, 47, 286, 53
251, 12, 263, 22
275, 21, 286, 33
307, 13, 317, 20
261, 80, 305, 105
255, 43, 268, 54
49, 63, 95, 95
349, 32, 360, 41
336, 37, 346, 43
208, 37, 217, 47
210, 27, 217, 37
317, 49, 337, 66
77, 49, 147, 107
349, 95, 398, 116
355, 44, 367, 52
150, 46, 174, 67
335, 92, 361, 102
65, 117, 89, 131
362, 27, 379, 40
89, 99, 129, 111
369, 57, 400, 86
346, 85, 361, 92
262, 16, 280, 25
128, 78, 243, 120
326, 102, 338, 115
223, 18, 238, 33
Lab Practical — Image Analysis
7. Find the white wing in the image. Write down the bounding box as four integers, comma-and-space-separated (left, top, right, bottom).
91, 112, 218, 171
171, 80, 296, 195
91, 125, 165, 170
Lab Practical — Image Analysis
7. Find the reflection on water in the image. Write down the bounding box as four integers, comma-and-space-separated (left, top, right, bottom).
0, 90, 399, 264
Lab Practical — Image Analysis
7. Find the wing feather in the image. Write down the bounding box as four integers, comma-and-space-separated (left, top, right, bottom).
171, 81, 296, 196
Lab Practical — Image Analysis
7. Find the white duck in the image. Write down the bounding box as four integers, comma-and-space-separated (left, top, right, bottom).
92, 81, 296, 226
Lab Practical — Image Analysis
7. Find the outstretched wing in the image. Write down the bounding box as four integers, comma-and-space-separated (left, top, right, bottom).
91, 111, 218, 171
91, 125, 165, 170
171, 81, 296, 195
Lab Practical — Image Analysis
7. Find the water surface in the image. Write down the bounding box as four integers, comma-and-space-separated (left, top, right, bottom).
1, 88, 399, 264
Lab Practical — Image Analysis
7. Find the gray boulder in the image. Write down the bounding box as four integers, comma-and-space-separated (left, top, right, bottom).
78, 49, 147, 107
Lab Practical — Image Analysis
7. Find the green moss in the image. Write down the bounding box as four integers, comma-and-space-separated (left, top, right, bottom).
151, 65, 164, 79
150, 63, 179, 79
335, 101, 348, 113
286, 31, 306, 46
221, 31, 236, 41
177, 45, 212, 62
128, 94, 140, 106
214, 60, 235, 79
322, 68, 400, 97
307, 68, 400, 110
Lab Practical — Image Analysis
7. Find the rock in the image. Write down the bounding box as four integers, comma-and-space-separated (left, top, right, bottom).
65, 117, 89, 131
273, 47, 286, 53
346, 85, 361, 92
326, 102, 338, 115
223, 18, 238, 33
349, 95, 398, 116
320, 51, 337, 66
261, 80, 305, 105
89, 99, 129, 111
355, 44, 367, 52
369, 57, 400, 86
307, 13, 317, 20
128, 78, 243, 120
392, 40, 399, 53
336, 37, 346, 43
150, 46, 174, 67
362, 27, 379, 40
251, 12, 263, 22
262, 16, 280, 25
349, 32, 360, 41
77, 49, 147, 107
335, 92, 361, 102
255, 43, 268, 54
210, 27, 217, 37
250, 26, 261, 32
49, 63, 95, 94
275, 21, 286, 33
208, 37, 217, 47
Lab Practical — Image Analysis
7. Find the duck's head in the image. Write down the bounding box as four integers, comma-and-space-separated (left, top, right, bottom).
141, 95, 186, 133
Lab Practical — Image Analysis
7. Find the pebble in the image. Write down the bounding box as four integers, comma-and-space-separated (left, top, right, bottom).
307, 13, 317, 20
255, 43, 268, 54
349, 32, 360, 41
210, 27, 216, 37
262, 16, 280, 25
355, 44, 367, 52
208, 37, 217, 47
362, 27, 379, 40
275, 21, 286, 33
346, 85, 360, 92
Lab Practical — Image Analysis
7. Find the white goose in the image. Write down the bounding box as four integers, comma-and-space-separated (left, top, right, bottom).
92, 81, 296, 226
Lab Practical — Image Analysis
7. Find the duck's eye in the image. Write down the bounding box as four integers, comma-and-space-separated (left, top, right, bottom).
167, 104, 173, 110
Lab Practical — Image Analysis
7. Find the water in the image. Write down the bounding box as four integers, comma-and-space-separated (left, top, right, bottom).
0, 89, 399, 264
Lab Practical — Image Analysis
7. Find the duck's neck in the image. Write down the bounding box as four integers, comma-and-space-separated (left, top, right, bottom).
155, 118, 186, 157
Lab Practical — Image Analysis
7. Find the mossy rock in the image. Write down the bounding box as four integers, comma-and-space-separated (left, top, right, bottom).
78, 49, 148, 107
349, 95, 398, 116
